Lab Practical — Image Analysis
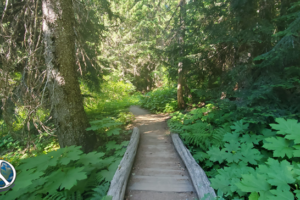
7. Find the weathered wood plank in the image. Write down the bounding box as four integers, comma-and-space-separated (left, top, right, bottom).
171, 133, 216, 199
107, 127, 140, 200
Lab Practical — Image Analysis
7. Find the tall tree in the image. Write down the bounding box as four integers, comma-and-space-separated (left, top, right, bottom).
177, 0, 186, 109
99, 0, 170, 92
42, 0, 96, 153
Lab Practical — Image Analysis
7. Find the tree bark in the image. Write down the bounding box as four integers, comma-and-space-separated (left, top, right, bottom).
177, 0, 186, 109
177, 62, 185, 109
42, 0, 96, 153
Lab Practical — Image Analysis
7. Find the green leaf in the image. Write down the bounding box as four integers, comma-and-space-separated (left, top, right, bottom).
292, 145, 300, 157
106, 141, 119, 151
79, 151, 105, 165
261, 129, 276, 138
40, 171, 64, 194
59, 167, 87, 190
270, 118, 300, 143
294, 190, 300, 199
240, 134, 260, 144
94, 157, 115, 169
207, 146, 227, 163
223, 132, 240, 143
269, 189, 294, 200
99, 159, 121, 181
285, 132, 300, 144
98, 170, 113, 181
18, 152, 57, 171
210, 175, 231, 194
226, 151, 243, 163
12, 169, 44, 192
224, 141, 240, 152
106, 128, 121, 136
40, 167, 87, 194
240, 143, 262, 165
193, 151, 209, 162
249, 192, 259, 200
230, 177, 245, 195
205, 160, 214, 167
265, 158, 295, 190
120, 140, 129, 147
230, 162, 255, 176
109, 159, 120, 172
201, 193, 215, 200
270, 118, 299, 135
263, 137, 293, 158
114, 148, 126, 157
230, 120, 249, 133
59, 146, 83, 165
217, 189, 223, 197
236, 173, 270, 194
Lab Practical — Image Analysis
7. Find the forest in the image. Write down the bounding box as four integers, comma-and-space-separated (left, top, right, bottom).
0, 0, 300, 199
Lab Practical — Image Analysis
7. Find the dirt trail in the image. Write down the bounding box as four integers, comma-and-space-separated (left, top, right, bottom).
125, 106, 197, 200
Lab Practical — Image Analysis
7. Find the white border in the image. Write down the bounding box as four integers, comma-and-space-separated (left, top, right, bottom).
0, 160, 17, 189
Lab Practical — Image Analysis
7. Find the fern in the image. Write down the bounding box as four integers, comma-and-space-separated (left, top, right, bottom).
168, 107, 227, 151
44, 191, 83, 200
89, 182, 110, 200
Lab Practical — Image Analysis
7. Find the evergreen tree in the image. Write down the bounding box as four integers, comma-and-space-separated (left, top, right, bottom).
42, 0, 96, 153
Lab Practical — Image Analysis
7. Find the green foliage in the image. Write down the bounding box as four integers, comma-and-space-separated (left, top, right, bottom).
99, 0, 169, 92
205, 118, 300, 199
89, 178, 110, 200
87, 117, 122, 136
116, 112, 135, 125
0, 52, 137, 200
82, 78, 140, 118
139, 87, 177, 113
0, 135, 14, 149
1, 144, 126, 199
168, 105, 229, 151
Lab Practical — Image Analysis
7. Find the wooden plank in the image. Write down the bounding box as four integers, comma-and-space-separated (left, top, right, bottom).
171, 133, 217, 199
128, 176, 194, 192
107, 127, 140, 200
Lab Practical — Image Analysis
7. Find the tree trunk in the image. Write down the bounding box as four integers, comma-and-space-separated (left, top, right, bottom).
182, 70, 192, 102
177, 62, 185, 109
42, 0, 96, 153
177, 0, 186, 109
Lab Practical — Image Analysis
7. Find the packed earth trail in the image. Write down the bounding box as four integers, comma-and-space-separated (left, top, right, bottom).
125, 106, 197, 200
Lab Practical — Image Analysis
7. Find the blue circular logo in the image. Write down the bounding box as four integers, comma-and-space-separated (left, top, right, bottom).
0, 160, 16, 189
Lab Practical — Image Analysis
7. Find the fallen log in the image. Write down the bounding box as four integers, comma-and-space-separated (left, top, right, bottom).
107, 127, 140, 200
171, 133, 216, 199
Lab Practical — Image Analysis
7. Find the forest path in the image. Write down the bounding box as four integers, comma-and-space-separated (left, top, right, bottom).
125, 106, 197, 200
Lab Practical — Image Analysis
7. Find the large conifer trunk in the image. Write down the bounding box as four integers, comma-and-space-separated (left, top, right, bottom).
42, 0, 96, 153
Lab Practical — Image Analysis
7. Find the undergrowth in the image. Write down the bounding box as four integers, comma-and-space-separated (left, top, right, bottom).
139, 87, 177, 113
1, 110, 134, 199
168, 102, 300, 199
0, 75, 138, 199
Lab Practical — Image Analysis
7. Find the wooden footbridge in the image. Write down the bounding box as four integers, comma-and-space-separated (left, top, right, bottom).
107, 106, 216, 200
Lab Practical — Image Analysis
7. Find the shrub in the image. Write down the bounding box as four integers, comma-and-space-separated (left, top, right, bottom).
139, 87, 177, 112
